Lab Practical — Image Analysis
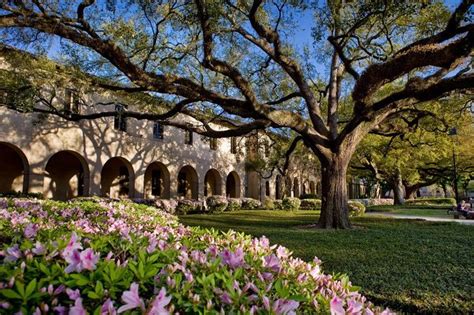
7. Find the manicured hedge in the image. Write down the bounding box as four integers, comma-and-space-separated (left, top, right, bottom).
300, 199, 321, 210
348, 200, 366, 217
405, 197, 456, 206
0, 197, 390, 314
281, 197, 301, 211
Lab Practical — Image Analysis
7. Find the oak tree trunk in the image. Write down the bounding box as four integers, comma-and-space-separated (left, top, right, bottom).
318, 156, 351, 229
393, 170, 405, 205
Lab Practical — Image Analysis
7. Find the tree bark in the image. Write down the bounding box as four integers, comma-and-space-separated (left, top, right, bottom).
404, 185, 419, 200
318, 155, 351, 229
393, 169, 405, 205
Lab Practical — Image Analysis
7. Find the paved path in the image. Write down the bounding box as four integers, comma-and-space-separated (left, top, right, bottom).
365, 212, 474, 225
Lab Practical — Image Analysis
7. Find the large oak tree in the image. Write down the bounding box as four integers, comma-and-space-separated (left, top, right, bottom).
0, 0, 472, 228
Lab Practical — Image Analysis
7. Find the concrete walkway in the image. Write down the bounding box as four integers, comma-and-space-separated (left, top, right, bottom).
365, 212, 474, 225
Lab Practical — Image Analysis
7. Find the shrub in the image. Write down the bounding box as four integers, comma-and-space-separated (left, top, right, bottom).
405, 197, 456, 206
206, 196, 228, 213
353, 198, 394, 207
0, 197, 391, 314
263, 198, 275, 210
300, 199, 321, 210
0, 191, 43, 199
282, 197, 301, 211
176, 199, 202, 214
241, 197, 261, 210
226, 198, 241, 212
348, 200, 366, 217
273, 199, 283, 210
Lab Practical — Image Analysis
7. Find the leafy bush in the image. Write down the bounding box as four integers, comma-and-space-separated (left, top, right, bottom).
300, 194, 319, 199
263, 198, 275, 210
0, 197, 390, 314
405, 198, 456, 206
353, 198, 394, 207
348, 200, 366, 217
206, 196, 228, 213
300, 199, 321, 210
273, 200, 283, 210
241, 198, 262, 210
175, 199, 202, 214
0, 191, 43, 199
226, 198, 241, 212
282, 197, 301, 211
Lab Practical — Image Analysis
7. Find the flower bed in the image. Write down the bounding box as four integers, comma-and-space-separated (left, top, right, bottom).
0, 197, 391, 314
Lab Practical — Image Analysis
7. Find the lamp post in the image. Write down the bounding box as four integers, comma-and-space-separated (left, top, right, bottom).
448, 127, 459, 204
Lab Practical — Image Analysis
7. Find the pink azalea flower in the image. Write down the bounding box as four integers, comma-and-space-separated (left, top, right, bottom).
66, 288, 81, 300
220, 248, 245, 269
273, 299, 299, 315
262, 296, 271, 311
53, 305, 67, 315
149, 287, 172, 315
118, 282, 145, 313
347, 299, 363, 315
220, 292, 232, 305
62, 232, 82, 259
24, 223, 39, 239
330, 297, 345, 315
264, 254, 281, 272
101, 298, 116, 315
80, 248, 99, 270
65, 250, 82, 274
69, 298, 86, 315
4, 245, 22, 262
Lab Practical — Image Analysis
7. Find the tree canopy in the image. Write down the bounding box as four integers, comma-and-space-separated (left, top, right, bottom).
1, 0, 472, 228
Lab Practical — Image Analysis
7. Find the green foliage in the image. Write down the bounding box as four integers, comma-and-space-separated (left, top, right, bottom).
240, 198, 261, 210
281, 197, 301, 211
175, 199, 202, 214
405, 197, 456, 206
0, 191, 43, 199
225, 198, 241, 212
206, 196, 228, 213
300, 199, 321, 210
263, 198, 275, 210
348, 200, 366, 217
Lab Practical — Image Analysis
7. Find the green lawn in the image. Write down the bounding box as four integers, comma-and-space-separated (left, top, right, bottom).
179, 210, 474, 313
367, 205, 453, 218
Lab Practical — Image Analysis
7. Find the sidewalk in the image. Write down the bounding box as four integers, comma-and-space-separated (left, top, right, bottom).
365, 212, 474, 225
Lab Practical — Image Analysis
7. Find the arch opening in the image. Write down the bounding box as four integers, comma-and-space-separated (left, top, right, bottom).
275, 175, 282, 200
246, 171, 260, 199
177, 165, 198, 199
310, 181, 316, 195
204, 169, 222, 196
144, 162, 170, 199
101, 157, 134, 198
226, 171, 241, 198
0, 142, 29, 194
44, 150, 89, 200
293, 177, 300, 198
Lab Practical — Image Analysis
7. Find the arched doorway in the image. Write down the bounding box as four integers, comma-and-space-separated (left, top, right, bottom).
101, 157, 134, 198
144, 162, 170, 199
44, 151, 89, 200
275, 175, 282, 199
226, 171, 241, 198
204, 169, 222, 196
177, 165, 198, 199
0, 142, 29, 194
246, 171, 260, 199
310, 181, 316, 195
293, 177, 300, 198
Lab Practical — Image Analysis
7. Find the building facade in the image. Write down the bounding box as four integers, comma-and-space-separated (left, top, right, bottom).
0, 46, 320, 202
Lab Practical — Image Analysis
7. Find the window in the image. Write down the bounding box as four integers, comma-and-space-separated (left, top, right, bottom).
65, 89, 80, 114
185, 130, 193, 145
264, 140, 270, 157
230, 137, 237, 154
265, 181, 270, 197
210, 138, 217, 150
114, 104, 127, 132
153, 122, 164, 140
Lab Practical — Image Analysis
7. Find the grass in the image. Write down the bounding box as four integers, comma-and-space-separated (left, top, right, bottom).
179, 210, 474, 313
367, 205, 453, 218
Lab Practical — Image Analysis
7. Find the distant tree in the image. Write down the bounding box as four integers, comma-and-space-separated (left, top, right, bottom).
0, 0, 472, 228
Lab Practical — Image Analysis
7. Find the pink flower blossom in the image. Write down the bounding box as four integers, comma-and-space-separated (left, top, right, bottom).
118, 282, 145, 313
32, 241, 46, 255
149, 287, 172, 315
62, 232, 82, 259
64, 250, 82, 273
53, 305, 67, 315
347, 299, 363, 315
273, 299, 299, 315
220, 248, 245, 269
4, 245, 22, 262
69, 298, 86, 315
66, 288, 81, 300
330, 297, 345, 315
24, 223, 39, 239
80, 248, 99, 270
264, 254, 281, 272
101, 298, 116, 315
220, 292, 232, 305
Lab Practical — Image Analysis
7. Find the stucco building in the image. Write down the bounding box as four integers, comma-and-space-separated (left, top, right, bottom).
0, 46, 320, 201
